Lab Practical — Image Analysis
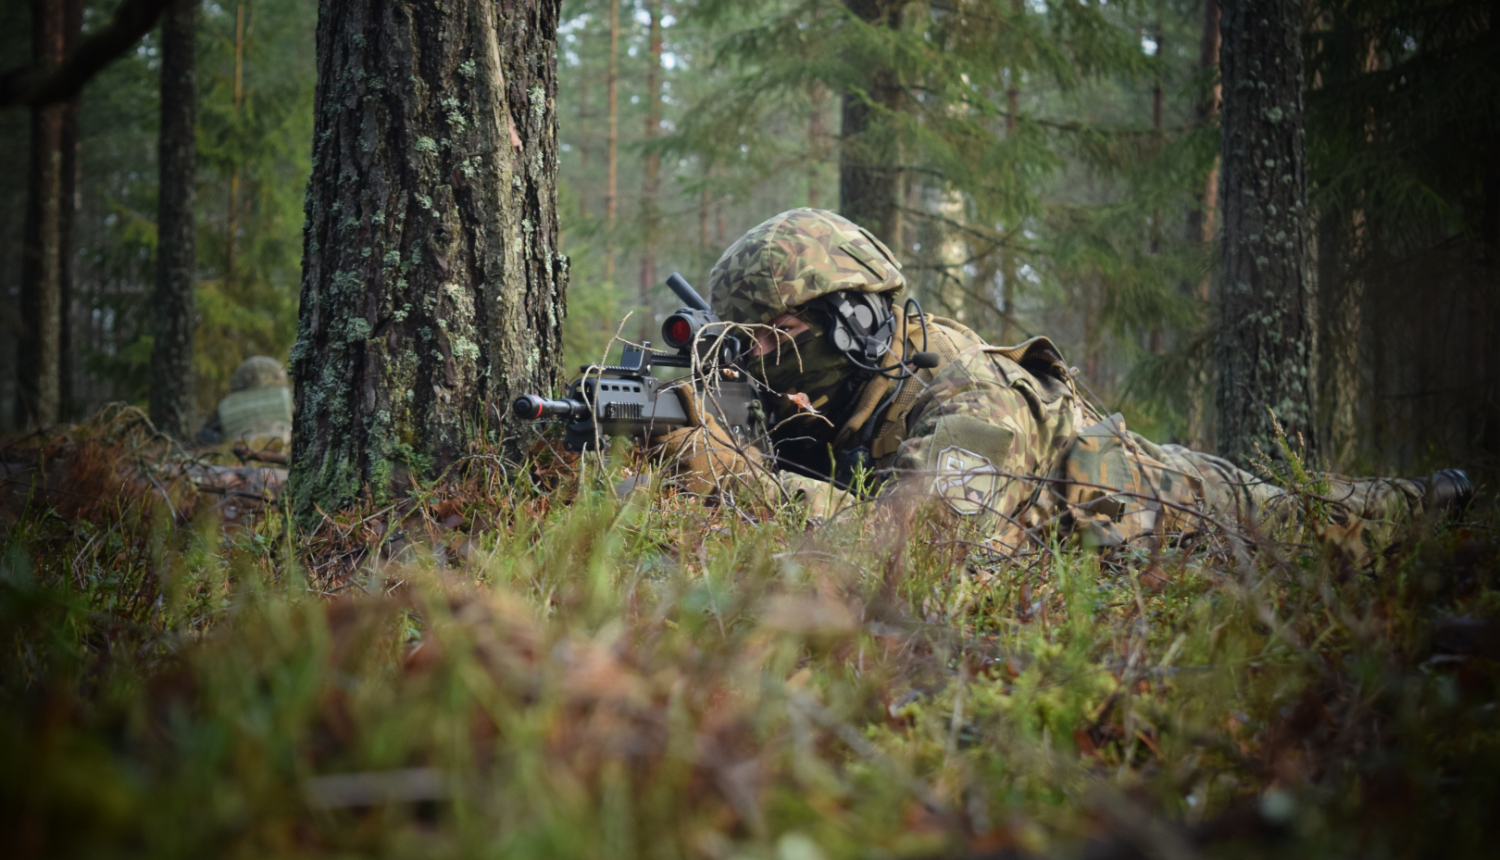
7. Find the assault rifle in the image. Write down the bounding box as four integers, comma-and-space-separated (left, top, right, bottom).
513, 273, 765, 452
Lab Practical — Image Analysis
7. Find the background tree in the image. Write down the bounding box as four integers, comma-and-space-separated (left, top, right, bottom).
1304, 0, 1499, 469
837, 0, 907, 246
0, 0, 1492, 479
149, 0, 197, 440
288, 0, 567, 519
606, 0, 620, 281
638, 0, 664, 339
17, 0, 67, 428
1215, 0, 1315, 466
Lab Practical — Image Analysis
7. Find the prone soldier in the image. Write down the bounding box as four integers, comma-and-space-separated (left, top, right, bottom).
655, 207, 1471, 548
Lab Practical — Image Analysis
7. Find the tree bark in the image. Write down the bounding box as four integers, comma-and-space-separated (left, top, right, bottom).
838, 0, 905, 246
149, 0, 197, 440
638, 0, 663, 339
289, 0, 567, 520
19, 0, 67, 428
1215, 0, 1316, 467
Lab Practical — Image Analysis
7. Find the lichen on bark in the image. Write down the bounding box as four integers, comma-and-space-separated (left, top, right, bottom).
1215, 0, 1316, 468
289, 0, 567, 524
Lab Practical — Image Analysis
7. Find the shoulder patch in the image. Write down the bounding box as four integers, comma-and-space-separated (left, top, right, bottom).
933, 446, 1001, 516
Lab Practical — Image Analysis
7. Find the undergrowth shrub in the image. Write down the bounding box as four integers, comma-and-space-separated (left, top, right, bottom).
2, 417, 1499, 859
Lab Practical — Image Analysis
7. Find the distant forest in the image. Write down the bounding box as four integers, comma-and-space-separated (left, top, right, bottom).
1, 0, 1495, 473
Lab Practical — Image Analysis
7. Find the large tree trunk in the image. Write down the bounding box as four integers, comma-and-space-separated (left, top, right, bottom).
638, 0, 663, 339
838, 0, 905, 247
1215, 0, 1316, 468
149, 0, 197, 440
289, 0, 566, 520
18, 0, 66, 428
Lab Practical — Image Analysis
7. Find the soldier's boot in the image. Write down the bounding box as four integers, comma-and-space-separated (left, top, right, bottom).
1421, 468, 1475, 517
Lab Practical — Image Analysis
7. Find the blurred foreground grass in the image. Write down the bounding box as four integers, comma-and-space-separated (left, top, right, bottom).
3, 408, 1500, 859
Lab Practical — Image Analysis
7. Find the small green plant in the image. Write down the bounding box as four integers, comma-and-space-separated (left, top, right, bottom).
3, 414, 1499, 858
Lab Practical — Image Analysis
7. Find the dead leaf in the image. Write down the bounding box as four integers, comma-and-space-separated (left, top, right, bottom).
1139, 565, 1171, 593
784, 392, 819, 414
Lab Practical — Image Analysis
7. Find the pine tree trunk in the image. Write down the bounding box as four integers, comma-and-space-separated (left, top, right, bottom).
604, 0, 619, 281
1147, 0, 1164, 356
18, 0, 66, 429
838, 0, 905, 246
808, 79, 825, 208
638, 0, 663, 339
1215, 0, 1316, 467
289, 0, 566, 521
1181, 0, 1220, 449
1310, 14, 1374, 468
58, 0, 81, 422
577, 29, 589, 221
150, 0, 197, 440
1000, 0, 1020, 342
1186, 0, 1221, 303
226, 3, 245, 295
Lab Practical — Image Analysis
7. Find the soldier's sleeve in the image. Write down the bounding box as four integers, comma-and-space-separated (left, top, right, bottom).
886, 350, 1078, 545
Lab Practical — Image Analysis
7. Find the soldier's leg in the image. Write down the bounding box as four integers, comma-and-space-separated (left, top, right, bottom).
1140, 439, 1291, 524
1057, 418, 1255, 542
1065, 415, 1470, 544
1145, 439, 1455, 530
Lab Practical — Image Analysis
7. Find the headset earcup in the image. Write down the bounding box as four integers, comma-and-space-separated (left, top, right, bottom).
832, 326, 854, 352
852, 303, 875, 329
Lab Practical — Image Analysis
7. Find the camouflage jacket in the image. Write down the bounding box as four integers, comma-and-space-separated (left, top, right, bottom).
770, 336, 1431, 549
775, 336, 1091, 542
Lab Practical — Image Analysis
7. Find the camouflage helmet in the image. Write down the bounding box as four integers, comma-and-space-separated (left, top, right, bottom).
708, 208, 905, 326
229, 355, 288, 392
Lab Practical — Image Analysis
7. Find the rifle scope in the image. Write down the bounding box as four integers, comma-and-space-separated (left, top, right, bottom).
662, 310, 706, 350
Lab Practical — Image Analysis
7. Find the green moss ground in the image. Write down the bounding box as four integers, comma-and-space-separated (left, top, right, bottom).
3, 417, 1499, 859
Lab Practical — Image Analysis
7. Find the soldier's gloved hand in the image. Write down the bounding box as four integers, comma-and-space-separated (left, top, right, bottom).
655, 383, 764, 495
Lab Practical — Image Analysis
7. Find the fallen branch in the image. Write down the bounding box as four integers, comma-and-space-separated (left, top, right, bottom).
234, 443, 289, 465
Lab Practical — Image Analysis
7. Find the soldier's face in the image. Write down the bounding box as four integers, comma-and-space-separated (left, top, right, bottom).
750, 313, 811, 357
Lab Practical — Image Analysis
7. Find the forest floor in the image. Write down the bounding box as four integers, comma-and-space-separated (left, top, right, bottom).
3, 405, 1500, 859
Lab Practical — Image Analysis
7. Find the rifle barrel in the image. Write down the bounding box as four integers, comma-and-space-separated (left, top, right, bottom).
513, 395, 588, 421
